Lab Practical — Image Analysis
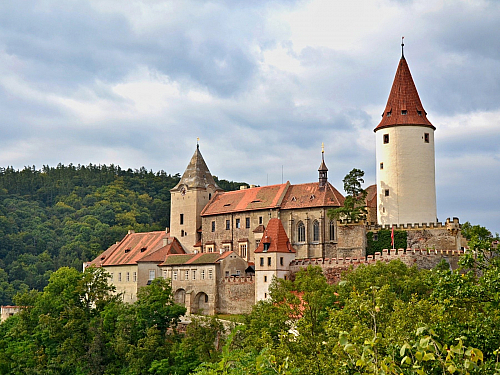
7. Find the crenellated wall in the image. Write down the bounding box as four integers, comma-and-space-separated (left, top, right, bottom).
290, 248, 464, 283
217, 276, 255, 314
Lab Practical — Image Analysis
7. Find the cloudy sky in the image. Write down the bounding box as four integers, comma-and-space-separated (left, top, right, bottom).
1, 0, 499, 234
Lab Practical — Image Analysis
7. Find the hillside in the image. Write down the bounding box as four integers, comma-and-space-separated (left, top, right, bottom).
0, 164, 246, 305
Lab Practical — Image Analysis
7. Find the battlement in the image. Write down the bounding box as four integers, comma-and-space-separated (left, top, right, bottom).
290, 247, 465, 269
366, 217, 460, 231
221, 275, 254, 284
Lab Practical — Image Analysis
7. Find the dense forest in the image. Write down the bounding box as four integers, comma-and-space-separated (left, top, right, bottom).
0, 164, 247, 305
0, 249, 499, 374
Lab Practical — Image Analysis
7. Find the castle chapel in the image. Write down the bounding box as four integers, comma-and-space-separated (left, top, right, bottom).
88, 49, 464, 315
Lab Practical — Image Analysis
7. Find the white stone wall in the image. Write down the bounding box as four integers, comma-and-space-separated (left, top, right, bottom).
375, 126, 437, 225
255, 252, 295, 301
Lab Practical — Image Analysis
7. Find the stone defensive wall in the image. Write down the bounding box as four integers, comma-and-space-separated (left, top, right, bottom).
365, 217, 460, 231
289, 248, 464, 283
217, 276, 255, 315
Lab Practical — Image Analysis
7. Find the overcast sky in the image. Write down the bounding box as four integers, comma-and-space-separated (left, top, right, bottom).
1, 0, 499, 234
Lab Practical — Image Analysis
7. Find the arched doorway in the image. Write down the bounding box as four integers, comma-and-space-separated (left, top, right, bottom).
193, 292, 209, 315
174, 289, 186, 306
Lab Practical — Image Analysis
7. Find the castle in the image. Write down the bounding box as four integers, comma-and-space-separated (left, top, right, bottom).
87, 48, 465, 315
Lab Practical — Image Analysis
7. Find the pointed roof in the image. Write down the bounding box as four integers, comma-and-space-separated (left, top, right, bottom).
255, 218, 295, 253
172, 145, 221, 191
375, 57, 434, 132
137, 237, 185, 263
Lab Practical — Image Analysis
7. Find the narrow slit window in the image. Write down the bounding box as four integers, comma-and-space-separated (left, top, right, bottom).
380, 162, 383, 170
424, 133, 429, 143
385, 189, 390, 197
383, 134, 389, 144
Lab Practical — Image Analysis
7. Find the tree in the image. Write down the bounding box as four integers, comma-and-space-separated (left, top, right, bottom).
328, 168, 367, 222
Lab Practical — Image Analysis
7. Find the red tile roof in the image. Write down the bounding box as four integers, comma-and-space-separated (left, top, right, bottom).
87, 243, 119, 267
91, 231, 170, 267
365, 184, 377, 208
137, 237, 185, 263
375, 57, 434, 132
280, 182, 344, 210
255, 218, 295, 254
201, 182, 290, 216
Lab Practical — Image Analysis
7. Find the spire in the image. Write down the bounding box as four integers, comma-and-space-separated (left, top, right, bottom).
375, 51, 434, 132
318, 143, 328, 188
172, 146, 221, 191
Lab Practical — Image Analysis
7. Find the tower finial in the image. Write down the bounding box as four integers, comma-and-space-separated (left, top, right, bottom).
401, 36, 405, 59
197, 137, 200, 149
321, 142, 324, 160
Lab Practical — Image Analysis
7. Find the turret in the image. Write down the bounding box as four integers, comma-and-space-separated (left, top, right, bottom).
375, 41, 437, 226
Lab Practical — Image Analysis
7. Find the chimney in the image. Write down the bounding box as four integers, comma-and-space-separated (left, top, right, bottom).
128, 230, 135, 234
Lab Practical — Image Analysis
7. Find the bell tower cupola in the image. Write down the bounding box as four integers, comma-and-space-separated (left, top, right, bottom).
318, 143, 328, 188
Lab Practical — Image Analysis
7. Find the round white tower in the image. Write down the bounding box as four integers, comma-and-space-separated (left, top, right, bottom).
375, 48, 437, 226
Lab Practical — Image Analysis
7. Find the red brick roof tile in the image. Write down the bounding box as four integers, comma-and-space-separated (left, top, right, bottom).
137, 238, 185, 263
255, 218, 295, 254
91, 231, 170, 266
375, 57, 434, 132
280, 182, 344, 210
201, 183, 290, 216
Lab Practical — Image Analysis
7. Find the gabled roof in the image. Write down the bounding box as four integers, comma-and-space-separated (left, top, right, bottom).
375, 57, 434, 132
172, 145, 221, 191
201, 182, 290, 216
91, 231, 170, 267
255, 218, 295, 254
86, 243, 119, 267
160, 251, 239, 266
280, 182, 344, 210
137, 237, 185, 263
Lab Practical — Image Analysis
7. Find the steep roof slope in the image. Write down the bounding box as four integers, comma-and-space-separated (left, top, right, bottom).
172, 145, 221, 191
255, 218, 295, 254
201, 183, 290, 216
375, 57, 434, 131
280, 182, 344, 210
91, 231, 170, 267
137, 237, 185, 263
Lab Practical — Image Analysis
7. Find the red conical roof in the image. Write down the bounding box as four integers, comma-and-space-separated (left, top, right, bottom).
375, 57, 434, 132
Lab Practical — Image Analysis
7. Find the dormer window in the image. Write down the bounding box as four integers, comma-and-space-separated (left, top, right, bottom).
401, 110, 407, 115
417, 110, 422, 116
386, 111, 392, 117
124, 248, 131, 253
140, 247, 147, 252
263, 243, 270, 252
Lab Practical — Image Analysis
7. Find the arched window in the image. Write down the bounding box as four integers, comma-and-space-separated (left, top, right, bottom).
313, 220, 320, 242
329, 220, 335, 241
297, 221, 305, 242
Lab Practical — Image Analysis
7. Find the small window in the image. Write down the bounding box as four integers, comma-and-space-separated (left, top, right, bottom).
185, 270, 189, 280
162, 271, 166, 279
118, 273, 122, 282
246, 217, 250, 228
383, 134, 389, 144
209, 193, 212, 200
386, 111, 392, 117
110, 273, 113, 281
208, 269, 213, 279
267, 257, 271, 266
149, 270, 155, 280
236, 218, 240, 228
236, 270, 241, 276
417, 110, 422, 116
264, 275, 267, 282
225, 271, 229, 277
373, 233, 378, 241
126, 272, 130, 282
313, 220, 320, 242
260, 257, 264, 266
280, 257, 283, 266
329, 220, 335, 241
201, 270, 205, 279
206, 245, 214, 253
239, 243, 247, 258
205, 294, 209, 303
259, 216, 263, 225
424, 133, 429, 143
385, 189, 390, 197
226, 220, 230, 230
181, 230, 184, 237
180, 214, 184, 225
192, 270, 196, 280
255, 239, 260, 249
380, 162, 383, 170
211, 221, 215, 232
173, 270, 178, 280
401, 110, 407, 115
263, 243, 270, 252
264, 293, 267, 298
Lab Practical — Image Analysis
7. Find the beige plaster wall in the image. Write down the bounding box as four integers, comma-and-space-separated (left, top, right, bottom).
104, 265, 139, 303
376, 126, 437, 226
